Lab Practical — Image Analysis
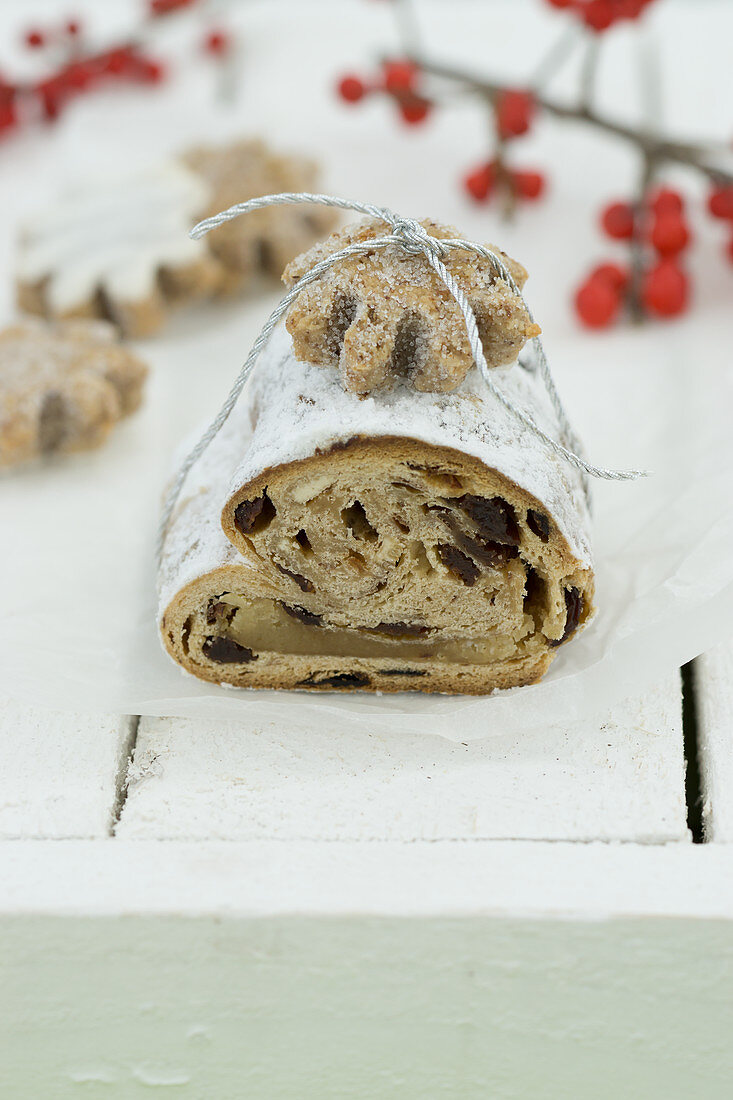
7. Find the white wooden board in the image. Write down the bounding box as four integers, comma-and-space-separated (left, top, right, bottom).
117, 672, 688, 843
696, 639, 733, 842
0, 697, 135, 839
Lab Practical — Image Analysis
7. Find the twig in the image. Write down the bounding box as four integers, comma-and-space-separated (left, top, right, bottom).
393, 0, 422, 57
579, 34, 600, 113
530, 23, 581, 92
412, 54, 733, 186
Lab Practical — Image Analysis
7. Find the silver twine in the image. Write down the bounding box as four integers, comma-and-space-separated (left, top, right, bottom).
158, 192, 647, 561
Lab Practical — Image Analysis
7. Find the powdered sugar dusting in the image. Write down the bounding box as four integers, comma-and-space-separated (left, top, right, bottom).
230, 324, 592, 563
159, 324, 592, 619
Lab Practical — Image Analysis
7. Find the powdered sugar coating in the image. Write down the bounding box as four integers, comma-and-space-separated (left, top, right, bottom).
228, 325, 593, 565
157, 396, 255, 619
159, 324, 592, 620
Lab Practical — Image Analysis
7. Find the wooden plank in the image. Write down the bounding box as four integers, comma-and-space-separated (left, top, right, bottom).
1, 841, 732, 1100
696, 640, 733, 842
118, 673, 688, 843
2, 839, 731, 919
0, 697, 136, 839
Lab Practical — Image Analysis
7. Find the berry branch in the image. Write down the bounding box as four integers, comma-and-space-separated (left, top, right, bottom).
0, 0, 237, 138
337, 0, 733, 328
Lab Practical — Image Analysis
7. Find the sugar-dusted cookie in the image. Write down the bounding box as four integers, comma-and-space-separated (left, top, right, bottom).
0, 318, 147, 469
282, 218, 541, 394
181, 139, 338, 294
16, 140, 336, 339
16, 162, 222, 339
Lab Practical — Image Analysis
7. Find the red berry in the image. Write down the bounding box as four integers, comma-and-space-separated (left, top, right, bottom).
616, 0, 650, 17
37, 79, 64, 121
137, 58, 165, 83
149, 0, 196, 14
545, 0, 574, 7
399, 95, 431, 125
642, 260, 688, 317
575, 275, 621, 328
62, 62, 91, 89
708, 185, 733, 220
337, 74, 366, 103
496, 90, 534, 140
104, 47, 134, 74
25, 29, 45, 48
513, 170, 545, 200
65, 19, 81, 36
589, 262, 629, 292
0, 100, 17, 132
204, 30, 230, 55
649, 187, 683, 216
650, 212, 690, 256
463, 162, 495, 202
382, 59, 417, 94
600, 200, 634, 240
583, 0, 615, 31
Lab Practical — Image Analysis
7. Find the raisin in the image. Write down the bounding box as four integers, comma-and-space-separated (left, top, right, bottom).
202, 636, 257, 663
233, 492, 276, 535
527, 508, 550, 542
205, 600, 235, 626
275, 563, 315, 593
456, 495, 519, 545
380, 668, 427, 677
440, 514, 517, 568
366, 622, 429, 637
299, 672, 371, 689
549, 587, 584, 647
281, 602, 322, 626
437, 543, 480, 586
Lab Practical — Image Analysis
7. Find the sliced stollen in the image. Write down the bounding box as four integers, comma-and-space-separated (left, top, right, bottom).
160, 324, 594, 695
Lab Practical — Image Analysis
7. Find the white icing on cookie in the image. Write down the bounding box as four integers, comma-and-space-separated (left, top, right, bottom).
17, 161, 211, 312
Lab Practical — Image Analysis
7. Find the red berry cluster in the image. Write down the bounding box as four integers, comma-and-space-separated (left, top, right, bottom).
461, 88, 544, 207
17, 35, 166, 126
203, 29, 232, 57
0, 3, 230, 141
575, 187, 691, 326
463, 160, 545, 205
544, 0, 657, 32
337, 59, 431, 125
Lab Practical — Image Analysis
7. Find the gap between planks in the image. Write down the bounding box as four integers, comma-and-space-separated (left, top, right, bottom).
109, 716, 140, 837
682, 661, 705, 844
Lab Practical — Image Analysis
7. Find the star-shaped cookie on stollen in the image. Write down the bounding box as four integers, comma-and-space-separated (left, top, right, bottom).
282, 218, 541, 394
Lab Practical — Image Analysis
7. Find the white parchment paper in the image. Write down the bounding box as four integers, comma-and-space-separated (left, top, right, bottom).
1, 297, 732, 740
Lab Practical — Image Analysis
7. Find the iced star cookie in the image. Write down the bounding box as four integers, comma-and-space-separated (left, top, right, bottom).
181, 138, 338, 294
16, 161, 221, 339
0, 318, 147, 469
282, 218, 541, 394
16, 140, 335, 339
